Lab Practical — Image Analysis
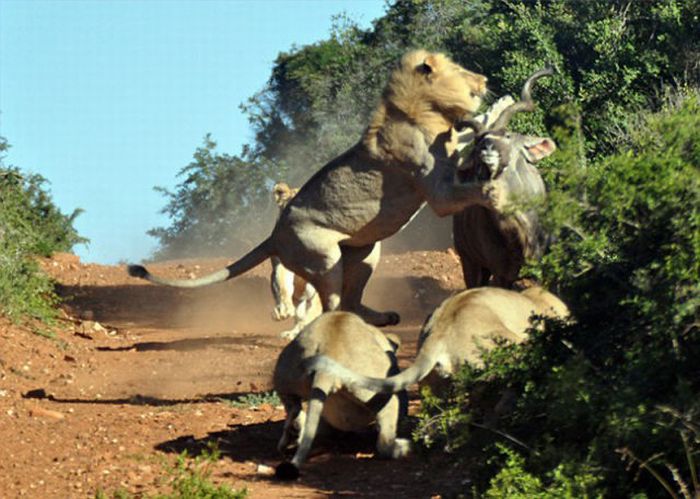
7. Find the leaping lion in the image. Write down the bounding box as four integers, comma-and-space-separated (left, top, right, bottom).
129, 49, 504, 326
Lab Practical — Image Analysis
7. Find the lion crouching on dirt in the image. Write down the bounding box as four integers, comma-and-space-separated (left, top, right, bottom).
273, 312, 409, 480
129, 49, 506, 327
304, 286, 569, 396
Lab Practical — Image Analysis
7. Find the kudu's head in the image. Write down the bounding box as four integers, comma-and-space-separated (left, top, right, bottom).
456, 68, 556, 182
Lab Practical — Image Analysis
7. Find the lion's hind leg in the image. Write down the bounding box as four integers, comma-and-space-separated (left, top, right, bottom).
271, 257, 296, 321
341, 243, 400, 326
277, 227, 344, 314
375, 394, 411, 459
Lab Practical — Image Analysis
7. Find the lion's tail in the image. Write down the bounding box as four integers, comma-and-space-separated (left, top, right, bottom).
303, 353, 436, 394
127, 237, 274, 288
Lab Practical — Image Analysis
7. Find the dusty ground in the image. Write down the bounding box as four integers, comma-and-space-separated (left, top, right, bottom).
0, 250, 470, 498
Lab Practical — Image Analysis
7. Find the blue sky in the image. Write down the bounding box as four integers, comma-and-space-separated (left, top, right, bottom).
0, 0, 387, 264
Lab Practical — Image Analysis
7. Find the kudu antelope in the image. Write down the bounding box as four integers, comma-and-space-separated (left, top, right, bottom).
453, 68, 556, 288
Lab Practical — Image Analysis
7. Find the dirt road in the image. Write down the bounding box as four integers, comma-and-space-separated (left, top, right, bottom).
0, 251, 467, 498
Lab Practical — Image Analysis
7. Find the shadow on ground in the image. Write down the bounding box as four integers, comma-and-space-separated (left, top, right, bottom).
155, 419, 462, 497
56, 276, 274, 331
95, 334, 281, 352
22, 388, 266, 407
56, 274, 453, 331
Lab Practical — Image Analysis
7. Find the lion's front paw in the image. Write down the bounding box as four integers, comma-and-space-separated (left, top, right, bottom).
483, 178, 509, 211
272, 303, 293, 321
280, 327, 301, 341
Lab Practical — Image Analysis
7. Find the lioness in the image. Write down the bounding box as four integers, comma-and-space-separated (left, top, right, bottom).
304, 286, 569, 395
270, 182, 322, 339
129, 49, 501, 327
273, 311, 409, 480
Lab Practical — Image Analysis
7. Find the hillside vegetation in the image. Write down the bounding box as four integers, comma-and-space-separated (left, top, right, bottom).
0, 137, 85, 323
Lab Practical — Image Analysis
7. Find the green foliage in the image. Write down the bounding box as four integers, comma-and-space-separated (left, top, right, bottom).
217, 391, 281, 409
415, 93, 700, 497
95, 444, 247, 499
242, 0, 700, 183
0, 137, 86, 322
618, 405, 700, 499
484, 445, 602, 499
156, 445, 247, 499
148, 135, 277, 260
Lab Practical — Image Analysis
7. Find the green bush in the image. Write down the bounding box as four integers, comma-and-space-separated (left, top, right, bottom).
0, 137, 85, 322
414, 93, 700, 497
484, 445, 602, 499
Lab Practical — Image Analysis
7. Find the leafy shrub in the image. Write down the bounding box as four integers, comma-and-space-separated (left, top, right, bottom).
217, 391, 281, 409
484, 445, 602, 499
156, 445, 247, 499
0, 137, 85, 322
414, 92, 700, 496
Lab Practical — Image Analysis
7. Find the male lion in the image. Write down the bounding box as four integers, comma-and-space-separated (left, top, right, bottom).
129, 49, 502, 326
273, 311, 409, 480
305, 286, 569, 395
270, 182, 322, 340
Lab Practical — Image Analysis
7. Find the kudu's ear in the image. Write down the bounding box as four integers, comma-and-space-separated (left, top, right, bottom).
523, 137, 556, 163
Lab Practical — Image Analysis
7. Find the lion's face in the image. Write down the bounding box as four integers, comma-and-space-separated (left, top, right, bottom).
391, 50, 488, 123
423, 53, 487, 118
